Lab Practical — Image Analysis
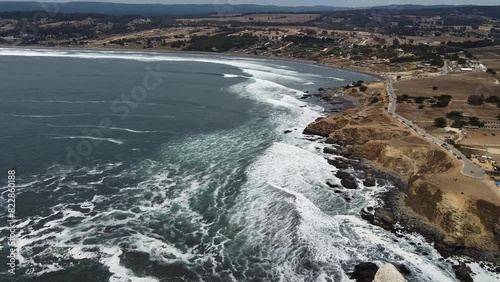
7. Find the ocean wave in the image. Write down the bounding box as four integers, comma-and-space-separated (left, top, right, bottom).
0, 48, 333, 86
222, 73, 247, 78
47, 135, 125, 145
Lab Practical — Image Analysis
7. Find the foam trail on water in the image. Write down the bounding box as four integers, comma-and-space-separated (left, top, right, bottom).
46, 124, 164, 133
48, 135, 125, 145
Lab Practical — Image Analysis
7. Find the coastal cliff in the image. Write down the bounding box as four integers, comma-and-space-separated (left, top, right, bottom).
304, 82, 500, 269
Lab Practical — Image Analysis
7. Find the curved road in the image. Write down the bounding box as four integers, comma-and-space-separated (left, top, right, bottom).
385, 79, 485, 178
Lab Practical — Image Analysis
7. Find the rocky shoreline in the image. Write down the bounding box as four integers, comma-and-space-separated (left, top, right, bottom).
302, 83, 500, 281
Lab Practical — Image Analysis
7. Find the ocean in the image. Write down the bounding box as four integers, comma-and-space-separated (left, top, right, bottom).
0, 48, 495, 281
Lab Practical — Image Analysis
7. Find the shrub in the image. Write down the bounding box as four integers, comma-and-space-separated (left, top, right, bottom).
485, 96, 499, 103
486, 68, 498, 75
446, 111, 464, 120
468, 116, 485, 127
415, 96, 426, 104
467, 95, 484, 106
451, 119, 468, 128
433, 95, 452, 107
434, 117, 447, 127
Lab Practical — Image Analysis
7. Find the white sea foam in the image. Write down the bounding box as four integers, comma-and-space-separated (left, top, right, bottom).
46, 124, 163, 133
3, 48, 481, 281
48, 135, 125, 145
223, 73, 247, 78
101, 246, 160, 282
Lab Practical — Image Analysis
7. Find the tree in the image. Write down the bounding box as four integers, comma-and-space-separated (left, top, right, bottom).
433, 95, 452, 107
451, 119, 468, 129
486, 68, 498, 76
446, 111, 464, 120
468, 116, 485, 127
303, 28, 317, 35
415, 96, 426, 104
434, 117, 447, 128
485, 95, 499, 103
467, 95, 484, 106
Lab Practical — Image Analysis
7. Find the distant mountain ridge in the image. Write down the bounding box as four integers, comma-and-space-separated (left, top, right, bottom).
0, 2, 350, 16
0, 2, 497, 17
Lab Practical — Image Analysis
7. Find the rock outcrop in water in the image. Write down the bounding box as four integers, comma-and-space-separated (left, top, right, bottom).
335, 171, 358, 189
374, 264, 405, 282
452, 263, 474, 282
350, 262, 379, 282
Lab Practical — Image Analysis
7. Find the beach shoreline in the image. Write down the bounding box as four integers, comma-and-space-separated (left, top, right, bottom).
0, 44, 385, 80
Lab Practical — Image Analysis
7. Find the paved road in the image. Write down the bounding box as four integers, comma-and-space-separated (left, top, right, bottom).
385, 79, 485, 178
442, 60, 448, 75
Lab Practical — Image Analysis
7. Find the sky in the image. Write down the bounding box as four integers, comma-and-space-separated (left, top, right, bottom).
0, 0, 498, 7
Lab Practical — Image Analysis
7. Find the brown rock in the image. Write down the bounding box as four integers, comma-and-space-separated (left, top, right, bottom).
327, 158, 349, 169
323, 147, 339, 155
373, 208, 396, 230
452, 263, 474, 282
336, 171, 358, 189
363, 174, 376, 187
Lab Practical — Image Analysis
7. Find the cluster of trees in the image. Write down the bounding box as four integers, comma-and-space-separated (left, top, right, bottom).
282, 35, 335, 46
447, 40, 500, 49
433, 95, 452, 107
397, 94, 427, 104
435, 111, 485, 128
0, 11, 178, 44
184, 34, 259, 52
389, 44, 452, 67
468, 95, 500, 107
397, 94, 451, 107
443, 17, 485, 27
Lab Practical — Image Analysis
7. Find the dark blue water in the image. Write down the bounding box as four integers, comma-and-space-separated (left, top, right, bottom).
0, 49, 469, 282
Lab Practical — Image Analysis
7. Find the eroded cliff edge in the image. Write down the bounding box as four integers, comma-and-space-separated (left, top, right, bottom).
304, 82, 500, 268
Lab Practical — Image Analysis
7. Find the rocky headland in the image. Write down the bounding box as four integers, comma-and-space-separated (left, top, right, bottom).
303, 81, 500, 280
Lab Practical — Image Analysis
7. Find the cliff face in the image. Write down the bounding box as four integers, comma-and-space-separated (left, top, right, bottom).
304, 109, 454, 179
304, 82, 500, 262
